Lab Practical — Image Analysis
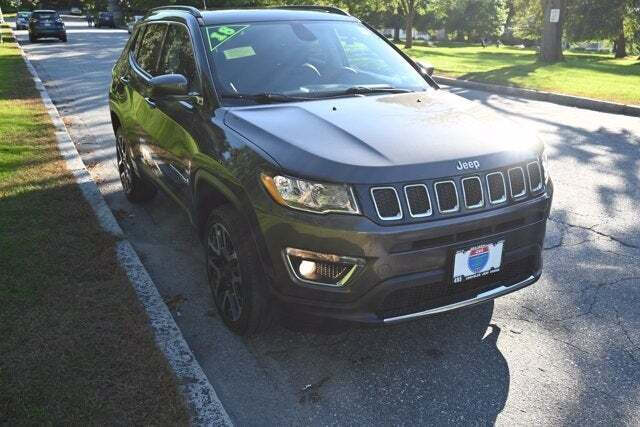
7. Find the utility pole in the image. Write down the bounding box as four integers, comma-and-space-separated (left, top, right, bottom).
540, 0, 566, 62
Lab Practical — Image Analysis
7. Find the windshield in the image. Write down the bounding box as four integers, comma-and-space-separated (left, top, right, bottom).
204, 20, 430, 102
18, 12, 31, 18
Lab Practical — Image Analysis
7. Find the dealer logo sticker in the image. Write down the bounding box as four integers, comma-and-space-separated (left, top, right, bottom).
468, 245, 490, 273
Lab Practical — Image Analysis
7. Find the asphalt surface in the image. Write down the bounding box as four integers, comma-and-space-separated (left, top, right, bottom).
14, 20, 640, 425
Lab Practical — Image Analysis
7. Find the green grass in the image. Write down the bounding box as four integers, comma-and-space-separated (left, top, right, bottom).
0, 27, 189, 424
402, 42, 640, 105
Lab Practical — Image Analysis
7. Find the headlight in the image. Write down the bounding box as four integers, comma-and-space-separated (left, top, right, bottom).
261, 174, 360, 215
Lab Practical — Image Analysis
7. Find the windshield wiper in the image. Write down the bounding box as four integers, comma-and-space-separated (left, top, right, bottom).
341, 86, 414, 95
221, 93, 313, 104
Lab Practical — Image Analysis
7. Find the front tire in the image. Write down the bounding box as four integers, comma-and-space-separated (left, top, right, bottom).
115, 127, 156, 203
205, 206, 273, 336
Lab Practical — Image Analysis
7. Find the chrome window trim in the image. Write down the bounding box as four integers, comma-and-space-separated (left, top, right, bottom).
370, 186, 403, 220
461, 176, 484, 209
403, 184, 433, 217
507, 167, 527, 199
485, 171, 507, 204
434, 180, 460, 214
527, 161, 543, 192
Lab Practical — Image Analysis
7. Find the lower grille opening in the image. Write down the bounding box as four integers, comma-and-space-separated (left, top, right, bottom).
376, 256, 536, 319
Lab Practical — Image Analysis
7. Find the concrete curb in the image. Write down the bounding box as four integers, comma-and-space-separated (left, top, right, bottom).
434, 75, 640, 117
14, 30, 233, 427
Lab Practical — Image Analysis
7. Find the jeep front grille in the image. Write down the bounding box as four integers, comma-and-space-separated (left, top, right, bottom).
434, 181, 459, 213
527, 161, 543, 192
508, 167, 526, 198
461, 177, 484, 209
486, 172, 507, 204
367, 160, 544, 222
404, 184, 432, 217
370, 187, 402, 220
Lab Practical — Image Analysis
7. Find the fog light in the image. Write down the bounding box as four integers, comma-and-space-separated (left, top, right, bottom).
284, 247, 365, 287
298, 260, 317, 278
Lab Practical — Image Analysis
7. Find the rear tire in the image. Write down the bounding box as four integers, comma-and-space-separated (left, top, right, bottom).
204, 206, 274, 336
115, 127, 157, 203
60, 35, 67, 42
29, 34, 36, 43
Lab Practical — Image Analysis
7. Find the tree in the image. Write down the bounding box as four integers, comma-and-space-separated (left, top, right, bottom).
398, 0, 421, 48
540, 0, 566, 62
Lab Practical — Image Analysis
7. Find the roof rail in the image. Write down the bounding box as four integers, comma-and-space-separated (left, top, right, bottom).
271, 5, 350, 16
149, 5, 202, 18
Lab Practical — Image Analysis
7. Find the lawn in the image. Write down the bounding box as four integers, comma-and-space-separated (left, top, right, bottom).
0, 24, 189, 424
403, 42, 640, 105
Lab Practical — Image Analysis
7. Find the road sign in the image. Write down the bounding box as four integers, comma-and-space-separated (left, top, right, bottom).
550, 9, 560, 23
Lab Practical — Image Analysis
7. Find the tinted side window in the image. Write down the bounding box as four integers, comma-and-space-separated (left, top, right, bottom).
158, 24, 198, 90
136, 24, 167, 76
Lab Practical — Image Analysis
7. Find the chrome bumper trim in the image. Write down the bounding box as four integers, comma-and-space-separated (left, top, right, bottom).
383, 274, 537, 324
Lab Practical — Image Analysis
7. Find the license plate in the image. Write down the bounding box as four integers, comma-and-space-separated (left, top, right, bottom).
43, 22, 51, 26
453, 240, 504, 284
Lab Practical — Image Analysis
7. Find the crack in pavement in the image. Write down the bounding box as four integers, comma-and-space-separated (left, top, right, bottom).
548, 217, 640, 250
613, 307, 640, 365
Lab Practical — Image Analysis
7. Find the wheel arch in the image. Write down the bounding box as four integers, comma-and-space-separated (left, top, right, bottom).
193, 169, 275, 278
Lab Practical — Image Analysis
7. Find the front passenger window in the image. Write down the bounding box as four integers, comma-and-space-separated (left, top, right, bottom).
158, 24, 198, 90
136, 24, 167, 76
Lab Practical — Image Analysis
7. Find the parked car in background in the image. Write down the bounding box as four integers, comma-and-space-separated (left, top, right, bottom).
96, 11, 115, 28
28, 10, 66, 42
127, 15, 143, 34
15, 11, 32, 30
70, 7, 83, 15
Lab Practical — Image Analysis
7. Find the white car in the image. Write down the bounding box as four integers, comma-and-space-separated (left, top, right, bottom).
127, 15, 143, 34
70, 7, 82, 15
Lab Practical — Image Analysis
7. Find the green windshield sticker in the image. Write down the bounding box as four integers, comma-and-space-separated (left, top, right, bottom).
206, 25, 249, 51
223, 46, 256, 60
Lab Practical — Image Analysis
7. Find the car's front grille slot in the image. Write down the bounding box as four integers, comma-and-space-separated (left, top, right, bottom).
508, 167, 527, 198
434, 181, 459, 213
527, 161, 542, 192
404, 184, 432, 217
486, 172, 507, 204
461, 177, 484, 209
370, 187, 402, 220
376, 256, 537, 319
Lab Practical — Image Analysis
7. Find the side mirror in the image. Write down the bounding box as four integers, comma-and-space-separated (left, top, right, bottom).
149, 74, 188, 98
416, 61, 435, 77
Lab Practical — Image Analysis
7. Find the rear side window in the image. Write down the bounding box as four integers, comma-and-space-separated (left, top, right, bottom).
158, 24, 199, 90
136, 24, 167, 76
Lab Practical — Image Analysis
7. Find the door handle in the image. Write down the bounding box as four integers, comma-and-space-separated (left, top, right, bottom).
119, 75, 130, 84
144, 97, 157, 108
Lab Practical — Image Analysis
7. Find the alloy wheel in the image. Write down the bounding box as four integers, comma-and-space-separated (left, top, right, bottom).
207, 223, 244, 322
116, 134, 133, 194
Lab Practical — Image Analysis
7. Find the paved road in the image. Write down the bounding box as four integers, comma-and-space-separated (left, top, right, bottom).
15, 21, 640, 425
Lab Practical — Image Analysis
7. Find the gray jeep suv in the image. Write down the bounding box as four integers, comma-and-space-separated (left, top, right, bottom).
109, 6, 553, 335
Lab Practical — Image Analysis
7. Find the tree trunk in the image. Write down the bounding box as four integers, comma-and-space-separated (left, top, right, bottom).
394, 26, 400, 42
614, 28, 626, 58
107, 0, 121, 25
404, 11, 415, 49
540, 0, 566, 63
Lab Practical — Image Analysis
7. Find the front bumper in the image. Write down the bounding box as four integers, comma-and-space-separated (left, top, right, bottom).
256, 187, 552, 325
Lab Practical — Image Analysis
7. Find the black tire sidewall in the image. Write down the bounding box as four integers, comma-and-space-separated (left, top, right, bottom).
204, 207, 271, 335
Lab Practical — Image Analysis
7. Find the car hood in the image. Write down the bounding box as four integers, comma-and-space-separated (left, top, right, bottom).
223, 90, 542, 184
